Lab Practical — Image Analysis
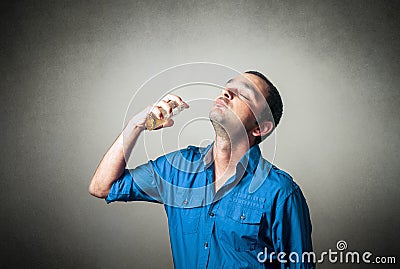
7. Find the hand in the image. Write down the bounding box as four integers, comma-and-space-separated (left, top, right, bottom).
146, 94, 189, 130
150, 94, 189, 130
127, 94, 189, 131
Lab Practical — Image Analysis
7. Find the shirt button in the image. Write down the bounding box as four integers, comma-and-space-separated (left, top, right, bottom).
240, 214, 246, 220
183, 200, 188, 205
204, 242, 208, 248
208, 212, 215, 217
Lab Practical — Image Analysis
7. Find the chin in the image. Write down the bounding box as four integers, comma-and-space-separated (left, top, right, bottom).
209, 109, 222, 122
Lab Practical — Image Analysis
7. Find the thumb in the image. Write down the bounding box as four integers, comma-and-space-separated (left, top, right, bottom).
153, 118, 174, 130
162, 118, 174, 128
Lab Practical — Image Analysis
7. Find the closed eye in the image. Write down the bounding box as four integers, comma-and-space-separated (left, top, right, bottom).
240, 94, 249, 100
225, 86, 253, 101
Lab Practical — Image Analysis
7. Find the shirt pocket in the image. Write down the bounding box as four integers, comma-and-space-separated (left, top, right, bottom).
219, 205, 264, 252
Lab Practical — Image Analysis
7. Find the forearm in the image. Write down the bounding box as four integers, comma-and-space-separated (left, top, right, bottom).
89, 94, 188, 199
89, 117, 145, 198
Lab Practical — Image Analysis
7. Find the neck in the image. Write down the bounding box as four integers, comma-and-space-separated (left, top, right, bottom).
210, 119, 253, 163
211, 134, 252, 193
212, 134, 252, 171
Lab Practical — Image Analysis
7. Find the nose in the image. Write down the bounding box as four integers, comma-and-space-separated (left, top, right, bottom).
222, 88, 233, 100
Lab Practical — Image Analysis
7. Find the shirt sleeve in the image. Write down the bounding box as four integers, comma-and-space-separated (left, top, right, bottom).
272, 187, 316, 269
105, 161, 163, 204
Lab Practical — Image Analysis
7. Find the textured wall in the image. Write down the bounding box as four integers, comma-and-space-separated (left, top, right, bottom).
1, 1, 399, 268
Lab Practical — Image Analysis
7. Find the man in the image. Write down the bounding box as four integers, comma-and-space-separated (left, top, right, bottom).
89, 71, 315, 268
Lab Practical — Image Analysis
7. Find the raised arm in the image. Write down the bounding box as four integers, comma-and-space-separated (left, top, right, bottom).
88, 94, 188, 199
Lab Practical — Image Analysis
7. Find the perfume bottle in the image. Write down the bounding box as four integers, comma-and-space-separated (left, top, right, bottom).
145, 101, 187, 130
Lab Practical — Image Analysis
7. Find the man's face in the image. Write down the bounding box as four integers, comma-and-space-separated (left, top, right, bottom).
209, 73, 269, 137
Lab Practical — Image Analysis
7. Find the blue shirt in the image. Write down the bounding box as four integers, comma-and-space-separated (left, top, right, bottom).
106, 143, 315, 269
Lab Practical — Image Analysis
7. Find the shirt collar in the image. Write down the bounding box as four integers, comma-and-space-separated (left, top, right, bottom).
201, 142, 214, 167
238, 144, 261, 175
201, 142, 261, 175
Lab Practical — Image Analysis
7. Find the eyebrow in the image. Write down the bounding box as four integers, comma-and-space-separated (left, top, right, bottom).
226, 78, 234, 84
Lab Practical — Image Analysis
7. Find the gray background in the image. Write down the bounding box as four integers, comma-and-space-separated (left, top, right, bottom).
1, 0, 399, 268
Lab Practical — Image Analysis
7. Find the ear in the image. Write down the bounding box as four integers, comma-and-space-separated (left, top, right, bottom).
251, 121, 274, 138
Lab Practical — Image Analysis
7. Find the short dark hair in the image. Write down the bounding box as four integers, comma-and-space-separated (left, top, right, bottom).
244, 71, 283, 143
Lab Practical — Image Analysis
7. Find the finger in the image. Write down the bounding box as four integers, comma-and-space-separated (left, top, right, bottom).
151, 106, 164, 119
158, 100, 172, 116
175, 98, 189, 109
163, 94, 190, 109
162, 94, 178, 102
